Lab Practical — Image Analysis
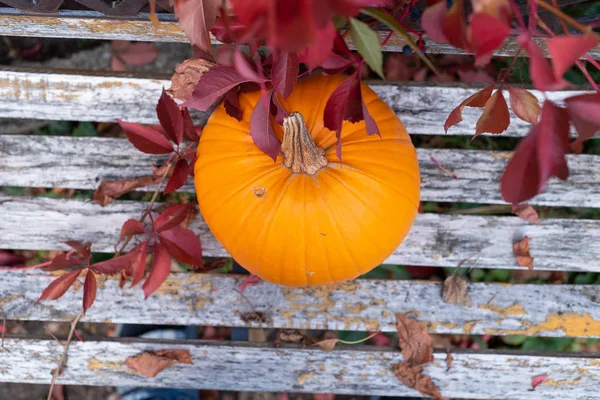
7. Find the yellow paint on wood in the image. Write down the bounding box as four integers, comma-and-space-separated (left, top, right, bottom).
485, 312, 600, 337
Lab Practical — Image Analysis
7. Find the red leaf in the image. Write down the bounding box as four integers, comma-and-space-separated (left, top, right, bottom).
469, 13, 509, 67
117, 120, 174, 154
508, 87, 540, 125
361, 84, 379, 136
119, 219, 147, 243
531, 374, 548, 390
518, 34, 568, 91
474, 90, 510, 136
143, 241, 172, 298
37, 269, 82, 302
112, 41, 158, 66
111, 56, 127, 71
83, 271, 97, 313
157, 89, 184, 145
173, 0, 220, 55
159, 227, 204, 268
164, 159, 191, 194
512, 204, 540, 224
421, 1, 448, 43
224, 88, 243, 121
91, 252, 137, 275
250, 91, 281, 161
565, 93, 600, 153
153, 203, 195, 233
233, 49, 260, 81
298, 22, 337, 70
320, 53, 356, 73
0, 251, 26, 267
443, 0, 469, 50
500, 101, 570, 204
184, 66, 266, 111
239, 274, 261, 291
326, 0, 395, 17
93, 175, 161, 207
271, 92, 290, 125
182, 107, 202, 141
272, 51, 299, 99
44, 253, 84, 272
444, 84, 494, 133
65, 241, 91, 260
547, 34, 597, 82
131, 240, 149, 288
514, 236, 534, 269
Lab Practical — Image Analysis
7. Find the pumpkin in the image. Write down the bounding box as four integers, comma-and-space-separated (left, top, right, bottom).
195, 75, 420, 286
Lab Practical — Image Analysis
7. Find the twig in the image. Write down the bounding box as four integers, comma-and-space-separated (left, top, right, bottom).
536, 0, 600, 40
575, 60, 600, 92
550, 0, 569, 34
73, 327, 84, 343
44, 326, 64, 346
48, 311, 83, 400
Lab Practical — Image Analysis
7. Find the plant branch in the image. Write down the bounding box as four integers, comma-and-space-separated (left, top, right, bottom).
537, 0, 600, 40
550, 0, 569, 34
575, 60, 600, 92
47, 311, 83, 400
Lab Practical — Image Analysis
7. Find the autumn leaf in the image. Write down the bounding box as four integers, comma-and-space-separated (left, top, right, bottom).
531, 374, 548, 390
518, 34, 568, 91
271, 51, 299, 99
547, 34, 597, 82
0, 251, 26, 267
117, 120, 174, 154
130, 240, 149, 288
314, 338, 340, 352
159, 227, 204, 268
445, 350, 453, 371
170, 58, 215, 102
173, 0, 220, 56
91, 252, 137, 275
93, 175, 161, 207
298, 23, 337, 70
420, 1, 448, 43
507, 87, 540, 125
443, 0, 469, 50
444, 84, 494, 133
349, 17, 384, 79
512, 204, 540, 224
513, 236, 534, 270
182, 107, 202, 141
143, 241, 172, 298
153, 203, 195, 233
82, 271, 97, 313
44, 253, 84, 272
157, 90, 184, 146
37, 270, 82, 302
469, 13, 510, 66
474, 90, 510, 136
239, 274, 261, 291
164, 159, 191, 194
233, 49, 261, 81
442, 275, 472, 306
393, 362, 445, 400
224, 89, 243, 121
111, 41, 158, 71
125, 349, 192, 378
395, 313, 433, 366
65, 241, 91, 260
119, 219, 147, 243
565, 93, 600, 153
250, 91, 281, 161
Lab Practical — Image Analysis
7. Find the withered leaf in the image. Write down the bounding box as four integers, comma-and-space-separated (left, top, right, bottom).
393, 362, 445, 400
442, 275, 472, 306
512, 204, 540, 224
169, 58, 215, 102
93, 175, 160, 207
395, 313, 434, 366
314, 338, 340, 352
125, 349, 192, 378
279, 329, 305, 344
513, 236, 534, 270
445, 350, 453, 371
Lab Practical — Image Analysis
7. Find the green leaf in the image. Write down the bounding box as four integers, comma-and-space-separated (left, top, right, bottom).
349, 17, 384, 79
360, 8, 441, 76
73, 122, 98, 137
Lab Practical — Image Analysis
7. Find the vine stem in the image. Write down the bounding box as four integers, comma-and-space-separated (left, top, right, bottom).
536, 0, 600, 41
499, 48, 523, 85
0, 249, 76, 271
47, 311, 83, 400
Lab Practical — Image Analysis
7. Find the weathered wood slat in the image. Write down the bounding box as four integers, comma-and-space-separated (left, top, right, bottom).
0, 68, 589, 136
0, 195, 598, 272
5, 271, 600, 338
2, 134, 600, 208
2, 337, 600, 399
0, 8, 598, 59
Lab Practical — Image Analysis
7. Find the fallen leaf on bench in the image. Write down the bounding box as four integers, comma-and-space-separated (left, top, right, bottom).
396, 314, 434, 365
512, 204, 540, 224
297, 370, 316, 385
314, 338, 340, 352
513, 237, 534, 270
125, 349, 192, 378
239, 274, 261, 291
531, 374, 548, 390
393, 362, 446, 400
442, 275, 472, 306
93, 176, 160, 207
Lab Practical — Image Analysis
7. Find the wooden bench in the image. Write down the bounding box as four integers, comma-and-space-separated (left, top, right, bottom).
1, 8, 600, 400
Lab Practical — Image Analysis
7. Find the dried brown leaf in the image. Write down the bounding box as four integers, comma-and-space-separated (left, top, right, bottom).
512, 204, 540, 224
169, 58, 216, 102
395, 313, 434, 366
314, 338, 340, 352
393, 362, 445, 400
442, 275, 472, 306
513, 236, 534, 270
155, 349, 193, 364
445, 350, 453, 371
125, 349, 192, 378
93, 175, 160, 207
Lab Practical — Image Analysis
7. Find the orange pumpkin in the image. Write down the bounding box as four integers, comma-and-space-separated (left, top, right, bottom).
195, 75, 420, 286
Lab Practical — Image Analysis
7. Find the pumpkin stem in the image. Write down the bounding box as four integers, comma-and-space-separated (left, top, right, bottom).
282, 112, 328, 175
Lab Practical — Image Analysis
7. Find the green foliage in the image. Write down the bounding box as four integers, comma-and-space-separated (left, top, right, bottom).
349, 17, 384, 79
73, 122, 98, 137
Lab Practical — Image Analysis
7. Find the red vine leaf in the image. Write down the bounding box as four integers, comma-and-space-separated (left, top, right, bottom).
93, 175, 161, 207
233, 49, 260, 81
531, 374, 548, 390
565, 93, 600, 153
65, 241, 91, 260
250, 91, 281, 161
143, 241, 172, 298
173, 0, 220, 55
443, 0, 469, 50
421, 1, 448, 43
469, 13, 509, 66
119, 219, 147, 243
298, 22, 337, 70
271, 51, 299, 99
518, 34, 568, 91
153, 203, 195, 233
547, 34, 597, 82
91, 252, 136, 275
184, 66, 267, 111
239, 274, 261, 291
513, 236, 534, 270
44, 253, 84, 272
117, 120, 174, 154
507, 87, 540, 124
512, 204, 540, 224
271, 92, 290, 125
159, 227, 204, 269
474, 90, 510, 136
157, 89, 184, 145
444, 84, 494, 133
111, 41, 158, 68
500, 101, 570, 204
83, 271, 97, 313
37, 269, 82, 302
164, 159, 191, 194
130, 240, 149, 288
182, 107, 202, 141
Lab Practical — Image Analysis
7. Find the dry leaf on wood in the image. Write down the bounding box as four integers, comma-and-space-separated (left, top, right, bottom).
442, 275, 472, 306
395, 313, 434, 366
512, 204, 540, 224
513, 237, 534, 270
393, 362, 446, 400
445, 350, 453, 371
125, 349, 192, 378
170, 58, 216, 101
314, 338, 340, 352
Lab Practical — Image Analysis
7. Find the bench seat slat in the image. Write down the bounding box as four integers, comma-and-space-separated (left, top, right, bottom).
0, 68, 588, 137
4, 272, 600, 338
0, 195, 598, 272
2, 337, 599, 399
2, 135, 600, 208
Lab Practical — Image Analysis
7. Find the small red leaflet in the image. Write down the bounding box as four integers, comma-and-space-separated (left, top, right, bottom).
159, 227, 204, 269
142, 242, 172, 299
37, 270, 82, 302
250, 90, 281, 161
157, 89, 184, 146
153, 203, 195, 233
83, 271, 97, 313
